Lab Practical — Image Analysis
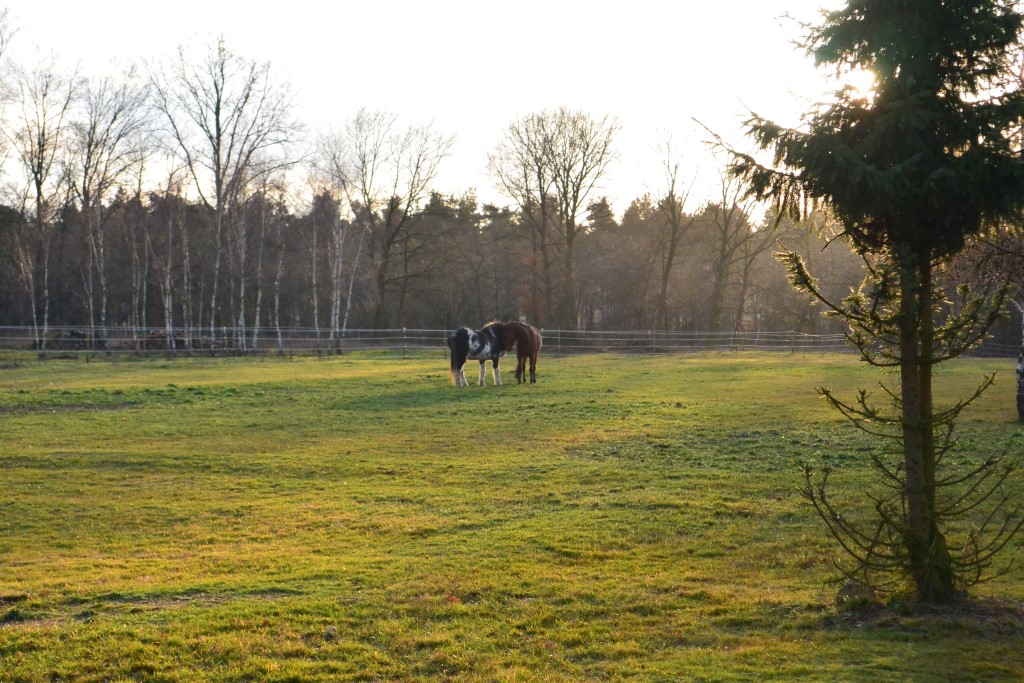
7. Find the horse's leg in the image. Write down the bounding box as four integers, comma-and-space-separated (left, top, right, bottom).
493, 358, 502, 386
517, 353, 526, 384
478, 360, 487, 386
531, 329, 541, 383
457, 365, 468, 387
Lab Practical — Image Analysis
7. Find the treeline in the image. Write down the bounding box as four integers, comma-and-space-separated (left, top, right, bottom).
0, 14, 1014, 351
0, 180, 865, 342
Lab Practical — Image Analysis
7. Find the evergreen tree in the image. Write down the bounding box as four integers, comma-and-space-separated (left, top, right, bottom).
730, 0, 1024, 602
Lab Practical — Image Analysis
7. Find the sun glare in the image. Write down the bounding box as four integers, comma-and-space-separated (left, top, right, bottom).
839, 68, 877, 101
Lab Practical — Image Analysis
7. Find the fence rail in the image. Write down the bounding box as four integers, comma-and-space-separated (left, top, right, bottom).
0, 325, 1017, 359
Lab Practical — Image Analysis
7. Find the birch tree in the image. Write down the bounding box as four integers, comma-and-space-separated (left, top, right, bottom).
311, 144, 359, 351
147, 174, 184, 349
320, 108, 452, 329
66, 67, 149, 344
4, 54, 77, 350
151, 37, 297, 343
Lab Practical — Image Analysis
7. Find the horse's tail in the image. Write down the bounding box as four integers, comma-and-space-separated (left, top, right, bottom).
449, 334, 458, 385
448, 328, 468, 386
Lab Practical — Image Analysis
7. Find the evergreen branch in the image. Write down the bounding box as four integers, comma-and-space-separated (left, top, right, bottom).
928, 374, 997, 426
801, 467, 905, 570
868, 451, 905, 488
935, 459, 1005, 518
966, 513, 1024, 570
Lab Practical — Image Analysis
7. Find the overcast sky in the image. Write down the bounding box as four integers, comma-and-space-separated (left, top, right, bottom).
5, 0, 845, 214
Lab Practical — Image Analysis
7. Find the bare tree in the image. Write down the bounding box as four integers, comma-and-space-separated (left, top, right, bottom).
4, 53, 77, 350
151, 37, 298, 343
265, 177, 292, 354
700, 172, 776, 333
66, 67, 149, 345
245, 173, 288, 350
654, 136, 698, 329
311, 144, 360, 351
951, 225, 1024, 421
320, 108, 452, 329
489, 108, 617, 328
548, 108, 618, 328
487, 112, 559, 325
0, 9, 13, 58
220, 169, 293, 351
147, 171, 184, 350
121, 179, 149, 346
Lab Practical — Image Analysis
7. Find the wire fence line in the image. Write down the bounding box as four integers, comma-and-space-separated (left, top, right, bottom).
0, 325, 1018, 360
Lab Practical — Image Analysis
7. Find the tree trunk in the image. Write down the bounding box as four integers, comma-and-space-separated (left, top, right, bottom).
373, 252, 391, 330
709, 262, 728, 333
311, 212, 322, 354
340, 229, 365, 340
41, 246, 51, 351
252, 200, 267, 350
1015, 301, 1023, 423
235, 210, 248, 352
84, 201, 109, 354
149, 206, 175, 351
209, 201, 224, 346
14, 235, 41, 350
561, 222, 577, 329
655, 201, 692, 331
98, 224, 109, 346
655, 219, 677, 330
733, 251, 755, 333
179, 199, 194, 354
1017, 343, 1024, 423
329, 212, 347, 352
82, 201, 96, 353
528, 207, 554, 328
272, 212, 285, 355
898, 248, 956, 601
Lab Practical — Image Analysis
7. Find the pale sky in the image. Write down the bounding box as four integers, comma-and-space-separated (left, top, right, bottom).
5, 0, 843, 215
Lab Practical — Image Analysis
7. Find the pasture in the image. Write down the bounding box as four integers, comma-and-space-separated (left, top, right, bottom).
1, 352, 1022, 681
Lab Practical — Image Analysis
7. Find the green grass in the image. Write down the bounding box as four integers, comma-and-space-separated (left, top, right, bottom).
1, 351, 1022, 681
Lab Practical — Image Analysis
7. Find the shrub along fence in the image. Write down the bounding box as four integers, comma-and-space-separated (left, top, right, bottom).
0, 326, 1017, 359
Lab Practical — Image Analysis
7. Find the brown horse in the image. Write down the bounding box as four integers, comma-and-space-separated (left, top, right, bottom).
497, 322, 542, 384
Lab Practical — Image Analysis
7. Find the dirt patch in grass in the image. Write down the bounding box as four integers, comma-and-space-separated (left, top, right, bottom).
824, 596, 1024, 635
65, 587, 306, 612
0, 402, 136, 414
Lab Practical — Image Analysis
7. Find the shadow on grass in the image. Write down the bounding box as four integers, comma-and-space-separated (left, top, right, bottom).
815, 598, 1024, 680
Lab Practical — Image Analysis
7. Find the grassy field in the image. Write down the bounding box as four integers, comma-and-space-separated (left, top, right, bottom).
1, 351, 1022, 682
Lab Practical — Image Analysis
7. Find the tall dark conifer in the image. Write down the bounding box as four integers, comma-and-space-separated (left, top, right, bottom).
731, 0, 1024, 602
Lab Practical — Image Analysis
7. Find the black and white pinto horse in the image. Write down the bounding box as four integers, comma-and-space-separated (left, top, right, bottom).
448, 323, 506, 387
